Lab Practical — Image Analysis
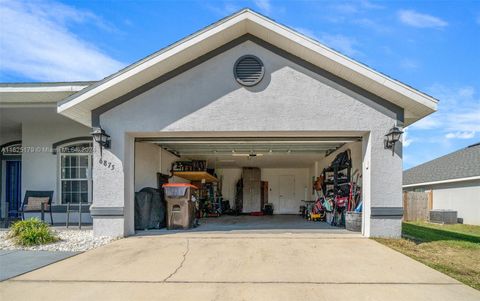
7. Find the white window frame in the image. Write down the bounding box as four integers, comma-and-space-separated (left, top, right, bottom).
56, 141, 92, 205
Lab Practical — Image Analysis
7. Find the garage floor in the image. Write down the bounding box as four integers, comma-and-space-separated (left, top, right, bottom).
198, 215, 347, 231
1, 232, 479, 300
138, 215, 351, 234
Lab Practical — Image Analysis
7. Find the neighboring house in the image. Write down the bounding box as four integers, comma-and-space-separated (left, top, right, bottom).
0, 9, 437, 238
403, 143, 480, 225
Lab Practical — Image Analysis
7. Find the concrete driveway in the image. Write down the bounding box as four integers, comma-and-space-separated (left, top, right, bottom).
1, 232, 479, 300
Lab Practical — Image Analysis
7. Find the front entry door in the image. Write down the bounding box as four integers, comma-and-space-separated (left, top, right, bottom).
6, 161, 22, 217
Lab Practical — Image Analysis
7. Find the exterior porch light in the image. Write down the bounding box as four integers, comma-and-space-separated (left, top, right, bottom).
91, 127, 111, 150
384, 125, 404, 155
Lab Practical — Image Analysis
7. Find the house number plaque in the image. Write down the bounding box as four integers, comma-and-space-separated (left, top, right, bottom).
98, 158, 115, 171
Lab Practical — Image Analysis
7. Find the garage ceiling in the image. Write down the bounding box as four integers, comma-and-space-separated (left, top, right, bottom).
138, 137, 361, 168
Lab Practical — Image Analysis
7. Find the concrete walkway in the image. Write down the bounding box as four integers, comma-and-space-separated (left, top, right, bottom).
0, 232, 479, 300
0, 250, 78, 281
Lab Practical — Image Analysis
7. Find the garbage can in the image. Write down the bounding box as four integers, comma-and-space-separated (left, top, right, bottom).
163, 183, 198, 230
345, 211, 362, 232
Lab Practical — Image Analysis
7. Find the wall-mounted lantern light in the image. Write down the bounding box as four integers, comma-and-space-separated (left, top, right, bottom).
384, 125, 404, 156
91, 127, 111, 155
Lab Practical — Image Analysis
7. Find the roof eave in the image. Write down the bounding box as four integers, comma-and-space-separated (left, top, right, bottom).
0, 83, 92, 106
403, 175, 480, 188
57, 9, 438, 127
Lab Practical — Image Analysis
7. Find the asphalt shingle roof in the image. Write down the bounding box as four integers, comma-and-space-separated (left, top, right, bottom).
403, 143, 480, 185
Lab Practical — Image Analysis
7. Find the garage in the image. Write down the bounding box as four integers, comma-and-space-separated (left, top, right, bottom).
133, 136, 363, 232
57, 10, 437, 238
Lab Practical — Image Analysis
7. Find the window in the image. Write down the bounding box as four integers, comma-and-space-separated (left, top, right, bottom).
58, 142, 92, 204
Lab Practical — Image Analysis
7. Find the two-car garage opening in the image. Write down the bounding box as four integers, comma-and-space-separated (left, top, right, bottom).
133, 136, 363, 233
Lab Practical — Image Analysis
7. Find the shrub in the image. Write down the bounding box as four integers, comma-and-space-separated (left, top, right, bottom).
8, 218, 59, 246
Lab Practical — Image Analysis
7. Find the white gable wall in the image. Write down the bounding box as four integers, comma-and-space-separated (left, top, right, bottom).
94, 40, 403, 237
101, 41, 402, 133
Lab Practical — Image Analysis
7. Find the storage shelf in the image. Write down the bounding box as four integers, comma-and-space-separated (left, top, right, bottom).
173, 171, 218, 182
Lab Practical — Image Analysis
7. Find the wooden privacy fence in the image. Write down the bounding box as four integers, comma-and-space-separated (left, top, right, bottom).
403, 191, 433, 221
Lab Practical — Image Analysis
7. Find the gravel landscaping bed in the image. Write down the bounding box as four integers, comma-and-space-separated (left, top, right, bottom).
0, 229, 117, 252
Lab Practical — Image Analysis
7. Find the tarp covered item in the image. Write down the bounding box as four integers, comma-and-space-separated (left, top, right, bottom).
134, 187, 166, 230
331, 150, 351, 167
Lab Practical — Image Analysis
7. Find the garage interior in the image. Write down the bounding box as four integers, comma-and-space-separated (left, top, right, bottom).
133, 136, 363, 232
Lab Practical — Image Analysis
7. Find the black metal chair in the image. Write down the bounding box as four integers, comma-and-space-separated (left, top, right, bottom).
66, 202, 89, 229
18, 191, 54, 225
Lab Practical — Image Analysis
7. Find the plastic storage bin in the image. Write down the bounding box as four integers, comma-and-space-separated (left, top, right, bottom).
163, 183, 198, 230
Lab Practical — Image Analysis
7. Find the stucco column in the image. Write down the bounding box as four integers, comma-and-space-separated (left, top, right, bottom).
123, 134, 135, 236
91, 130, 130, 237
362, 128, 403, 238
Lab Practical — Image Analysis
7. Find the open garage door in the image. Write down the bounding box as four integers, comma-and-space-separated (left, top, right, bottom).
134, 136, 363, 231
136, 136, 360, 167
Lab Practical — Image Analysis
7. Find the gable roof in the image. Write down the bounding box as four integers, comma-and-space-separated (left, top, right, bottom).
403, 143, 480, 187
0, 81, 94, 107
57, 9, 438, 127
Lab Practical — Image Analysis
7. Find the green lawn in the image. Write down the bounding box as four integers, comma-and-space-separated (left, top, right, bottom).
406, 221, 480, 240
375, 222, 480, 291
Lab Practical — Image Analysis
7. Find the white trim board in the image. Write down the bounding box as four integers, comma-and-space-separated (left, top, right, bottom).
0, 84, 90, 105
403, 176, 480, 188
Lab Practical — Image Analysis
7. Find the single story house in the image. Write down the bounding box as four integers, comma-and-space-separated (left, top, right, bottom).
0, 9, 437, 237
403, 143, 480, 225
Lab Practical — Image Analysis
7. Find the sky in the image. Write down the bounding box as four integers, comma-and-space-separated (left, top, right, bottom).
0, 0, 479, 169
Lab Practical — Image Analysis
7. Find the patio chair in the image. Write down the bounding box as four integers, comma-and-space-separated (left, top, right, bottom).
18, 191, 54, 225
66, 202, 89, 229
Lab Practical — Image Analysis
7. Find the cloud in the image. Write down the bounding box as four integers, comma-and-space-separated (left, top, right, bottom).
410, 84, 480, 139
359, 0, 384, 10
253, 0, 272, 14
293, 27, 360, 57
318, 34, 360, 57
445, 132, 475, 139
322, 2, 388, 33
331, 3, 358, 14
398, 10, 448, 28
351, 18, 389, 32
204, 1, 241, 16
410, 115, 442, 130
206, 0, 281, 16
399, 58, 419, 70
330, 0, 383, 14
0, 0, 124, 81
403, 128, 414, 147
293, 27, 319, 39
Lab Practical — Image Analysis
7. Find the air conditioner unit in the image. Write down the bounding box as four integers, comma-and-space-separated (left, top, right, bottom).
429, 210, 457, 224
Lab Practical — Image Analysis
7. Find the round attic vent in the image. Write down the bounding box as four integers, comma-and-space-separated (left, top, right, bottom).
233, 55, 264, 86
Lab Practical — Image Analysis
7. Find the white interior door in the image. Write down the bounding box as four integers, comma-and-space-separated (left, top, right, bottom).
242, 181, 261, 212
277, 175, 295, 214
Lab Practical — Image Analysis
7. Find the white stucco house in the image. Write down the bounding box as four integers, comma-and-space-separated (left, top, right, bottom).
403, 143, 480, 225
0, 9, 437, 238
